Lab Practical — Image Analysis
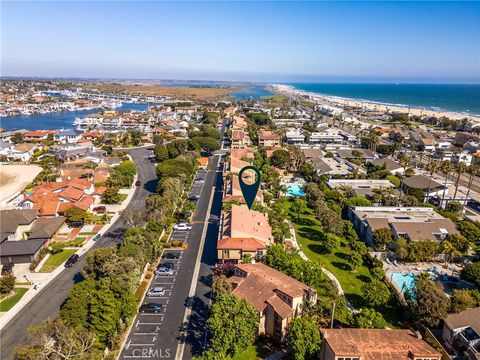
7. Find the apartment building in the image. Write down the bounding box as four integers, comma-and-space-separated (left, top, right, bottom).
229, 263, 317, 341
442, 307, 480, 360
349, 206, 459, 245
319, 329, 441, 360
258, 130, 281, 147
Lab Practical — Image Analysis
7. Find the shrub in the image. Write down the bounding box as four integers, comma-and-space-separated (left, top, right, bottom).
0, 274, 16, 295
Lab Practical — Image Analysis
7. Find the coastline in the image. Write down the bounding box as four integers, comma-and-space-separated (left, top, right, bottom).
270, 84, 480, 122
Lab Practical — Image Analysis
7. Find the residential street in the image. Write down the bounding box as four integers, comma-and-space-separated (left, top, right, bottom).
0, 146, 157, 360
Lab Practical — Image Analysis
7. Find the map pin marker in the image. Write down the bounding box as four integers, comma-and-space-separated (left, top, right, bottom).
238, 166, 261, 210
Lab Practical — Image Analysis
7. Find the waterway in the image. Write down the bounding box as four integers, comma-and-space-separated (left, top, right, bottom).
0, 103, 151, 131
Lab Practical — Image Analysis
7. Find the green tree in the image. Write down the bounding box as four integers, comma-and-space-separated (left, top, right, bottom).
323, 233, 341, 255
191, 136, 220, 154
361, 280, 391, 307
60, 279, 95, 328
65, 206, 87, 223
154, 144, 169, 162
343, 221, 360, 245
291, 198, 307, 220
353, 308, 386, 328
287, 316, 321, 360
348, 251, 363, 271
372, 228, 393, 249
0, 273, 16, 294
412, 277, 450, 327
270, 149, 291, 169
345, 196, 372, 207
461, 262, 480, 287
82, 247, 118, 280
211, 275, 232, 299
451, 289, 477, 313
88, 278, 121, 345
314, 201, 344, 235
456, 221, 480, 245
12, 132, 24, 144
300, 162, 315, 182
207, 294, 259, 357
102, 186, 120, 204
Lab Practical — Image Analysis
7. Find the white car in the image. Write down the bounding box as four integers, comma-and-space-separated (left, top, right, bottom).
147, 287, 165, 297
174, 222, 192, 231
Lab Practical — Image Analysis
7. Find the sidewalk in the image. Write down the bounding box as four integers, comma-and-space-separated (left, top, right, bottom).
286, 220, 358, 313
0, 173, 138, 329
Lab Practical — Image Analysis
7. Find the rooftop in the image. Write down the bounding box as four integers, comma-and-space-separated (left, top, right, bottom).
230, 263, 313, 315
322, 329, 441, 360
227, 205, 273, 244
444, 307, 480, 334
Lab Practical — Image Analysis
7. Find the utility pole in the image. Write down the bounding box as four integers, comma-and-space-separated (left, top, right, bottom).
330, 301, 336, 329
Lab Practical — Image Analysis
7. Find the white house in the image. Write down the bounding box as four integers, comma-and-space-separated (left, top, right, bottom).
6, 143, 39, 162
54, 130, 82, 144
285, 129, 305, 145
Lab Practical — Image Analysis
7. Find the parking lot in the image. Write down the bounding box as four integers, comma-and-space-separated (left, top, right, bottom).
121, 250, 183, 359
120, 167, 210, 359
169, 169, 207, 244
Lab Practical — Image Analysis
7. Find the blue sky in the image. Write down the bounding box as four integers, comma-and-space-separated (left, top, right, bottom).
1, 1, 479, 83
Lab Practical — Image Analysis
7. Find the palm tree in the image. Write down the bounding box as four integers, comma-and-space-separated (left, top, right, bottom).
463, 164, 479, 207
425, 161, 439, 203
440, 160, 453, 209
452, 161, 467, 201
441, 240, 460, 266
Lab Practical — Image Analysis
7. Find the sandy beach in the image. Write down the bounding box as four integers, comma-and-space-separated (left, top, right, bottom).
272, 84, 480, 122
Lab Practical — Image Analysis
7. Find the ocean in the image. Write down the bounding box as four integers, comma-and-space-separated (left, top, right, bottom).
287, 83, 480, 115
0, 103, 151, 131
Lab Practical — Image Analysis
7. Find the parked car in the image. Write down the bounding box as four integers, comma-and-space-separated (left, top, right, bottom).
92, 234, 101, 241
93, 206, 106, 213
173, 222, 192, 231
135, 180, 141, 186
139, 303, 163, 313
162, 252, 181, 259
1, 263, 14, 275
155, 266, 174, 276
194, 178, 204, 184
64, 254, 79, 268
188, 195, 200, 202
159, 262, 175, 270
147, 287, 165, 297
68, 221, 84, 228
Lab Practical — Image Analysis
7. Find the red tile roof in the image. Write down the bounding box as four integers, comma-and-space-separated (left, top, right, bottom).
217, 237, 266, 251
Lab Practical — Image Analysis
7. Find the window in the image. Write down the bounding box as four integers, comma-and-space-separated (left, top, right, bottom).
337, 357, 360, 360
222, 250, 230, 258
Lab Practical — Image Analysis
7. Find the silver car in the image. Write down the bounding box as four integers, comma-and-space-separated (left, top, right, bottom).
147, 287, 165, 297
155, 267, 174, 276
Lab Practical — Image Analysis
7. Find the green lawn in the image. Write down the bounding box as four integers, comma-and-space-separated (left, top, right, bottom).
277, 198, 403, 327
40, 249, 77, 272
232, 341, 272, 360
0, 288, 28, 312
118, 193, 128, 203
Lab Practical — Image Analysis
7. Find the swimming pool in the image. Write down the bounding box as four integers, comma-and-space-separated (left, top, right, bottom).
286, 185, 305, 196
390, 272, 418, 294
